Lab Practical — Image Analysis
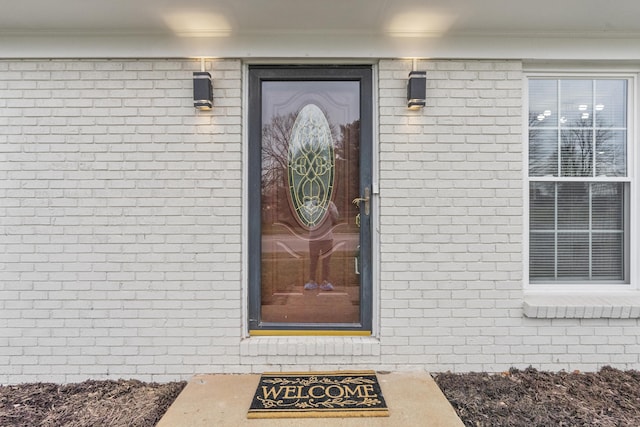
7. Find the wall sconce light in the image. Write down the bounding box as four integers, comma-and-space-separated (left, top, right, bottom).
407, 70, 426, 110
193, 71, 213, 110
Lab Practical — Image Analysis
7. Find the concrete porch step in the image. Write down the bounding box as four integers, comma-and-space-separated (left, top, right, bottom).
157, 371, 464, 427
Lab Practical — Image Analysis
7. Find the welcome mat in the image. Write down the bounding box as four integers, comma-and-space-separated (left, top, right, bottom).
247, 370, 389, 419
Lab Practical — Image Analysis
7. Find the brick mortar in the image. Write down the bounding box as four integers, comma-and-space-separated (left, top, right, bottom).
1, 58, 639, 382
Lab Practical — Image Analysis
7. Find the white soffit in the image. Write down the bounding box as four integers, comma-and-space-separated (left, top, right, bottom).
1, 0, 640, 59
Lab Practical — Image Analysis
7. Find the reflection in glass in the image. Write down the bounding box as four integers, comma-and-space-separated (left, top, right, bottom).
560, 129, 593, 177
560, 80, 592, 127
529, 79, 558, 127
596, 130, 626, 177
306, 201, 339, 290
595, 80, 627, 128
260, 81, 361, 325
530, 79, 628, 179
528, 130, 558, 177
528, 78, 629, 284
287, 104, 335, 229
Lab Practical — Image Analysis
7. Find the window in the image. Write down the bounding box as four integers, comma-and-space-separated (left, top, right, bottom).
527, 77, 631, 285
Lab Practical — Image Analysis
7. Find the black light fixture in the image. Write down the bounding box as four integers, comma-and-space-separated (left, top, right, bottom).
407, 70, 426, 110
193, 71, 213, 110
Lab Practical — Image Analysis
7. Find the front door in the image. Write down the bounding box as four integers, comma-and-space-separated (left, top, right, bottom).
248, 66, 373, 333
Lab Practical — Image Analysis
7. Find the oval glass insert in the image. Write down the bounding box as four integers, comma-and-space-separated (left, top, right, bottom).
287, 104, 335, 228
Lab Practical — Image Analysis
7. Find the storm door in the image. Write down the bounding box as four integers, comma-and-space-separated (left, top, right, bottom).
248, 66, 372, 333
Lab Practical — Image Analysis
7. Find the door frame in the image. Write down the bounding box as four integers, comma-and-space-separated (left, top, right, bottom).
247, 65, 374, 334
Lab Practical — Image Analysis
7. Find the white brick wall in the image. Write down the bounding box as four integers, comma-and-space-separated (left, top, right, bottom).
375, 59, 640, 373
2, 58, 640, 383
1, 59, 243, 382
377, 59, 525, 372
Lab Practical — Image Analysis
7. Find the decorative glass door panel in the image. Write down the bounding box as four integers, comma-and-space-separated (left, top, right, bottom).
248, 66, 372, 332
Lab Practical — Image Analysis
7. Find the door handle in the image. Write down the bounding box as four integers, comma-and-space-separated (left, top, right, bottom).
352, 186, 370, 216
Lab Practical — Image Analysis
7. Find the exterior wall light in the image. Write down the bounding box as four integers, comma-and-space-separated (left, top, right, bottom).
407, 70, 426, 109
193, 71, 213, 110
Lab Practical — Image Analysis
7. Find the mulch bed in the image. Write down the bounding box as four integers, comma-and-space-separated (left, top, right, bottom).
433, 366, 640, 426
2, 367, 640, 426
0, 379, 185, 427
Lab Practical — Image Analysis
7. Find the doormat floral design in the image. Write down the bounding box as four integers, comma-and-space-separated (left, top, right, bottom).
247, 370, 389, 418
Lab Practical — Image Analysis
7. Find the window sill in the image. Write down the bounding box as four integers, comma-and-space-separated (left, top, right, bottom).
523, 292, 640, 319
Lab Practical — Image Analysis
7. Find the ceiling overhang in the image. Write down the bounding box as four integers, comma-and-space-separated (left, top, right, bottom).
3, 33, 640, 61
1, 0, 640, 60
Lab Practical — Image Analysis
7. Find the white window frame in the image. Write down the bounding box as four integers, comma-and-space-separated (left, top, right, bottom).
523, 71, 639, 294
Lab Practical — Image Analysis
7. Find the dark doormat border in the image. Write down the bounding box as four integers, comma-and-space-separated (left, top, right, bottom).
247, 370, 389, 419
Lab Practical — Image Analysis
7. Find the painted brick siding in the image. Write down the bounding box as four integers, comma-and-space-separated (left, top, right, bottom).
377, 59, 640, 373
377, 59, 525, 372
1, 59, 243, 382
2, 58, 640, 383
